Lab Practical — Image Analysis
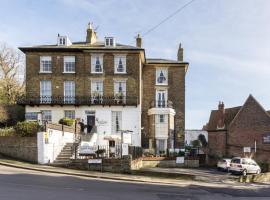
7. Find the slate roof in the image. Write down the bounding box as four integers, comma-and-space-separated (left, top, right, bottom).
19, 41, 143, 52
146, 58, 186, 64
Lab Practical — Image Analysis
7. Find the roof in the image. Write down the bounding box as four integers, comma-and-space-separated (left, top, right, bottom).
19, 41, 144, 52
207, 95, 270, 131
207, 106, 242, 131
146, 58, 188, 64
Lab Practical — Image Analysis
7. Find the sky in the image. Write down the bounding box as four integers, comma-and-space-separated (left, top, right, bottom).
1, 0, 270, 129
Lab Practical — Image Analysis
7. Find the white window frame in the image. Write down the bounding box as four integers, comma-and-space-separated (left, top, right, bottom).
25, 112, 38, 121
112, 111, 122, 134
156, 68, 168, 85
114, 55, 126, 74
91, 80, 103, 103
91, 54, 103, 73
156, 89, 167, 108
64, 81, 75, 104
40, 81, 52, 103
63, 56, 75, 73
40, 56, 52, 73
41, 110, 52, 122
105, 37, 115, 47
64, 110, 75, 119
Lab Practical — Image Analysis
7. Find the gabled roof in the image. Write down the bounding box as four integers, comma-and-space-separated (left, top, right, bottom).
207, 106, 241, 131
207, 95, 270, 131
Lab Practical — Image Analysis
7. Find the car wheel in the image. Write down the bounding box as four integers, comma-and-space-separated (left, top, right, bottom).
242, 169, 247, 176
256, 169, 261, 174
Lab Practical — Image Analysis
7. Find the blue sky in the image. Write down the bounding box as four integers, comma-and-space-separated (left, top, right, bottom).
1, 0, 270, 129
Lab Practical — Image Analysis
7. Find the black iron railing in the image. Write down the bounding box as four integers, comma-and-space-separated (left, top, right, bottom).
17, 96, 138, 106
150, 100, 173, 108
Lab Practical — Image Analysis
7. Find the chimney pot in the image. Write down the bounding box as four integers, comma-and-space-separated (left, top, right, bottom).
177, 43, 184, 61
136, 33, 142, 48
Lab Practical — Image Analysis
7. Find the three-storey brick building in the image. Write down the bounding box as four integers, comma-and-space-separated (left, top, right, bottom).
18, 24, 188, 152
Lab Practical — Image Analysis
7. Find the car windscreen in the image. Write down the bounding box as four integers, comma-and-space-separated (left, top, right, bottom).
231, 158, 241, 164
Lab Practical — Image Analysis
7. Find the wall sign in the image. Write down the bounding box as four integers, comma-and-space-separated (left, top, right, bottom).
243, 147, 251, 153
263, 133, 270, 144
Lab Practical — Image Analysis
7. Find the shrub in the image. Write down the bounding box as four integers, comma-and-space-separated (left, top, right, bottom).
14, 121, 39, 137
59, 117, 75, 126
258, 162, 269, 173
0, 127, 15, 136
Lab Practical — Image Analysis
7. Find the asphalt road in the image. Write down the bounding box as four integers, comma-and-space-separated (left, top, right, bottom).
0, 165, 270, 200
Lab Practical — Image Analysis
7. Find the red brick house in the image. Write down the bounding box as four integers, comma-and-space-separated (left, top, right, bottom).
205, 95, 270, 163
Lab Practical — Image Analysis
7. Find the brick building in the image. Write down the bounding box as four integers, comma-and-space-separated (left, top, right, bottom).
18, 23, 188, 152
206, 95, 270, 163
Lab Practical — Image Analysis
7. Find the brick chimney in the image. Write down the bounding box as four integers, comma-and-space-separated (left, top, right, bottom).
217, 101, 225, 129
177, 43, 183, 61
86, 22, 97, 44
136, 33, 142, 48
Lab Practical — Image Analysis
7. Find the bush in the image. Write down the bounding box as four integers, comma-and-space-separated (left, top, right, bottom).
0, 127, 15, 136
59, 117, 75, 126
258, 162, 269, 173
14, 121, 39, 137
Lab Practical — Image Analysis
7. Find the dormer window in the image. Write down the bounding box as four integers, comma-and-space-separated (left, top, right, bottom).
105, 37, 115, 47
91, 54, 103, 73
57, 35, 72, 46
114, 55, 126, 73
156, 68, 168, 85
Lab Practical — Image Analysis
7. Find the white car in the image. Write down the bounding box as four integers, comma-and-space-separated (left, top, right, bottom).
217, 158, 231, 171
229, 157, 261, 176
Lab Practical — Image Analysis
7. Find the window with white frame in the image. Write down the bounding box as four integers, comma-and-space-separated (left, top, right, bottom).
156, 68, 168, 85
64, 81, 75, 103
156, 90, 167, 107
105, 37, 115, 47
25, 112, 38, 121
91, 80, 103, 103
91, 55, 103, 73
64, 56, 75, 73
41, 110, 52, 122
159, 114, 165, 123
114, 55, 126, 73
64, 110, 75, 119
112, 111, 122, 134
40, 81, 52, 103
114, 80, 126, 98
40, 56, 52, 72
91, 80, 103, 96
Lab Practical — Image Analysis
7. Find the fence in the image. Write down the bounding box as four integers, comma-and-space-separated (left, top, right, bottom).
77, 144, 143, 160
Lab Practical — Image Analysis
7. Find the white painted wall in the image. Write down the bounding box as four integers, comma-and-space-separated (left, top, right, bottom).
37, 128, 75, 164
28, 105, 141, 147
184, 130, 208, 146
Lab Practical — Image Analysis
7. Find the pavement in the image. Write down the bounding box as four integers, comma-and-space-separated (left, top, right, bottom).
1, 165, 270, 200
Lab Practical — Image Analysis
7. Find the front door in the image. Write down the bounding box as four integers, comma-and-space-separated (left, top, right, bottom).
87, 115, 95, 133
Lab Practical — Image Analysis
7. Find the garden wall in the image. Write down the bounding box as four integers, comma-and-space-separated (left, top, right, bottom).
0, 136, 37, 163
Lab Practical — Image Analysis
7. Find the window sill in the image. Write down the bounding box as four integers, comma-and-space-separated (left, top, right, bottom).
39, 71, 52, 74
155, 83, 168, 86
91, 72, 103, 74
114, 72, 127, 74
62, 72, 76, 74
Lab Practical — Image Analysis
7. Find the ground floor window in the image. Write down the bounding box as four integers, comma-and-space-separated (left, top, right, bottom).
112, 111, 122, 134
25, 112, 38, 121
156, 139, 166, 153
64, 110, 75, 119
41, 110, 52, 122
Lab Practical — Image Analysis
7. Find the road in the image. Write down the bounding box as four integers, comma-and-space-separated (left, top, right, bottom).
0, 165, 270, 200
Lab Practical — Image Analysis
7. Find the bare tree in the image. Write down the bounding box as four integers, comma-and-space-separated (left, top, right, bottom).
0, 43, 25, 104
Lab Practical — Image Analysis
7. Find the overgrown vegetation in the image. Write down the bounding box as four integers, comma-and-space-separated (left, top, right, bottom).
0, 127, 15, 136
59, 117, 75, 126
14, 121, 39, 137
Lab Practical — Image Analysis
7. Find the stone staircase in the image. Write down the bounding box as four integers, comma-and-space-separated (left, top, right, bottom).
52, 143, 74, 166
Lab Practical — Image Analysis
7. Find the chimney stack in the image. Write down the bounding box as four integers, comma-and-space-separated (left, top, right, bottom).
177, 43, 184, 61
136, 33, 142, 48
86, 22, 97, 44
217, 101, 225, 129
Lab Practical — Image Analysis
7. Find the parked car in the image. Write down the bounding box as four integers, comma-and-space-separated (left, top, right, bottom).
217, 158, 231, 171
229, 157, 261, 176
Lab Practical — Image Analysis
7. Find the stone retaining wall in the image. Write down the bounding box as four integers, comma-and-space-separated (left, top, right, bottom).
0, 136, 37, 163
